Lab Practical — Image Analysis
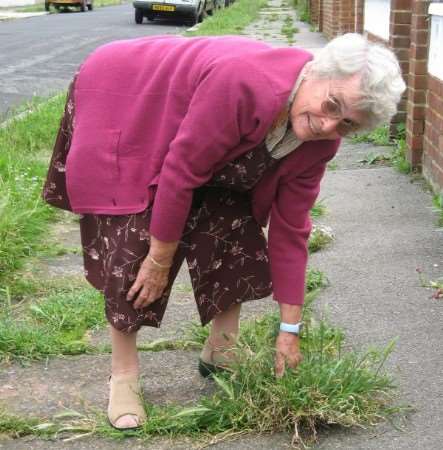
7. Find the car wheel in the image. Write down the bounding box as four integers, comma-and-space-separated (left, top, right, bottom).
44, 0, 50, 11
135, 8, 144, 24
147, 14, 155, 21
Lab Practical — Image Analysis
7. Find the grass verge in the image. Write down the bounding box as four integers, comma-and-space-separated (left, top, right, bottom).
185, 0, 267, 36
0, 95, 65, 288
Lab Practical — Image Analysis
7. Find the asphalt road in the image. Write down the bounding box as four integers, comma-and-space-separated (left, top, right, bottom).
0, 4, 187, 118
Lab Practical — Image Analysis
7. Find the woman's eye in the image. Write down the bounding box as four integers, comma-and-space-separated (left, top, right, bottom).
327, 97, 342, 114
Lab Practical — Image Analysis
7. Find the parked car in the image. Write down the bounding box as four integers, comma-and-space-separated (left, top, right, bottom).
133, 0, 222, 25
45, 0, 93, 11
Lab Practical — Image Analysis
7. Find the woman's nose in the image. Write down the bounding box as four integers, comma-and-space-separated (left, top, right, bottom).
320, 116, 341, 135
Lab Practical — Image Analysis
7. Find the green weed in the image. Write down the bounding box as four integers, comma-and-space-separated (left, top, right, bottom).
292, 0, 310, 23
311, 200, 327, 218
390, 124, 411, 174
309, 225, 334, 253
433, 194, 443, 227
186, 0, 267, 36
281, 16, 298, 43
351, 124, 391, 146
0, 284, 105, 363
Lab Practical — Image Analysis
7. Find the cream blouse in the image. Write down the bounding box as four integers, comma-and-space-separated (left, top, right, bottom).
266, 67, 306, 159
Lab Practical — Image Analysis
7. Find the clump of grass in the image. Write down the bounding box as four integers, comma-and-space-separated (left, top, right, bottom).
390, 123, 411, 174
281, 15, 298, 43
0, 95, 65, 286
292, 0, 310, 23
306, 267, 328, 292
432, 194, 443, 227
311, 200, 327, 218
351, 124, 391, 146
309, 224, 334, 253
0, 284, 106, 363
95, 312, 400, 446
186, 0, 267, 36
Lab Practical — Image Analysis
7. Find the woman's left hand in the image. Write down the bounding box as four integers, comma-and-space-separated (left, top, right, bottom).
274, 332, 303, 378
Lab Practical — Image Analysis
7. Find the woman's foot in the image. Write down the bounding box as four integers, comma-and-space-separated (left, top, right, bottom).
198, 339, 238, 377
107, 373, 147, 429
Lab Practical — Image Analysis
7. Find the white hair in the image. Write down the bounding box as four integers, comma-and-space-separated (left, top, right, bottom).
308, 33, 406, 130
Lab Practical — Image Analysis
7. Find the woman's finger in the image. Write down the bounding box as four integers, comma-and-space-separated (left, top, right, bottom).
133, 285, 151, 309
127, 280, 142, 301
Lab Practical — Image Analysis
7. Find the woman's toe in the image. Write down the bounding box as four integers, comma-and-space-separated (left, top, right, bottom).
114, 414, 139, 429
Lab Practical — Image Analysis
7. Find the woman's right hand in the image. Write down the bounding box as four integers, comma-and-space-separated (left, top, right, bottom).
126, 235, 179, 309
127, 255, 171, 309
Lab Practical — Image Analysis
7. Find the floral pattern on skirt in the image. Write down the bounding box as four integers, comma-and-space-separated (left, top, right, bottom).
43, 75, 279, 333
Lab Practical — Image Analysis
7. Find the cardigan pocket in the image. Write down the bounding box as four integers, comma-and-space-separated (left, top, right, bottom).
67, 127, 121, 183
116, 144, 149, 185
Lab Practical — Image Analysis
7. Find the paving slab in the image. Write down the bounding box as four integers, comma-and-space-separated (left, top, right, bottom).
0, 352, 214, 419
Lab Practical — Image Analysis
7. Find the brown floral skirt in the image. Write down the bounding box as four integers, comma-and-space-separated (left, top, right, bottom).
81, 188, 273, 333
43, 76, 275, 334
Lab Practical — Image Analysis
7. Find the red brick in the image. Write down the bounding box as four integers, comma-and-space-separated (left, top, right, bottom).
428, 75, 443, 97
409, 74, 428, 89
410, 29, 429, 45
391, 11, 412, 24
407, 131, 424, 151
428, 92, 443, 114
400, 60, 410, 74
413, 1, 430, 15
411, 14, 429, 30
391, 23, 411, 35
409, 59, 428, 75
394, 48, 410, 61
408, 102, 426, 119
409, 88, 426, 103
391, 0, 412, 9
408, 118, 425, 134
391, 36, 411, 48
410, 44, 428, 60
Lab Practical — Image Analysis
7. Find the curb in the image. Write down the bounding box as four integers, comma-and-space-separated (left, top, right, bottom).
0, 11, 49, 21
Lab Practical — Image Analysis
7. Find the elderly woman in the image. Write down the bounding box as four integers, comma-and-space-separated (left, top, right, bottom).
43, 32, 405, 429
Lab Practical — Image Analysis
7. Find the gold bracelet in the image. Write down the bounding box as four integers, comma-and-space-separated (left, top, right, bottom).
148, 254, 173, 269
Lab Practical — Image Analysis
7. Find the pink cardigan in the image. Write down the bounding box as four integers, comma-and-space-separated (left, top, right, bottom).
66, 36, 340, 305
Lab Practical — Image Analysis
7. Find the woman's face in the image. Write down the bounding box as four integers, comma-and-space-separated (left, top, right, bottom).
289, 72, 367, 141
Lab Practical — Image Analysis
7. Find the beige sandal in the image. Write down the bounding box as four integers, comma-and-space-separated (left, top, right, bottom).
107, 374, 147, 430
198, 340, 238, 378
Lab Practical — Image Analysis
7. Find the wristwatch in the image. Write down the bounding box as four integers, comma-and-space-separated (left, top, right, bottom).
279, 322, 303, 336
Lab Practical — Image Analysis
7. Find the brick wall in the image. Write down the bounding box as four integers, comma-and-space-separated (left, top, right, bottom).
390, 0, 412, 135
406, 0, 430, 168
355, 0, 364, 33
317, 0, 357, 38
310, 0, 321, 27
423, 75, 443, 194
